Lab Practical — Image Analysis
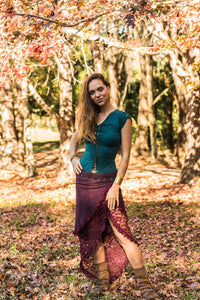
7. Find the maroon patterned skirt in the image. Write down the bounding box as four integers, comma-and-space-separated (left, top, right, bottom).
73, 170, 137, 283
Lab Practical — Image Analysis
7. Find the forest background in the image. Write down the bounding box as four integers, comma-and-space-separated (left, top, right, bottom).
0, 0, 200, 299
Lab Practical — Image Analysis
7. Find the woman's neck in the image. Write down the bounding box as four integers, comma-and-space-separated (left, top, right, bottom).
99, 103, 116, 114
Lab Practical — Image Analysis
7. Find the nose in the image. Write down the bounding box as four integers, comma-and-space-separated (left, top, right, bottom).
95, 90, 100, 98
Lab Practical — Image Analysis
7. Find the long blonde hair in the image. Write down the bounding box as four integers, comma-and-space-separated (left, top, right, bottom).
76, 73, 110, 143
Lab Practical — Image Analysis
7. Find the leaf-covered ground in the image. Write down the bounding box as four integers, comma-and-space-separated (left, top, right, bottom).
0, 146, 200, 300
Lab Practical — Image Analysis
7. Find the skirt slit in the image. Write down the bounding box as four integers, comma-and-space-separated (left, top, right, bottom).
73, 170, 138, 283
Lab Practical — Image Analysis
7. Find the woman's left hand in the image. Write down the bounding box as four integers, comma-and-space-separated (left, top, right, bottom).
106, 184, 120, 210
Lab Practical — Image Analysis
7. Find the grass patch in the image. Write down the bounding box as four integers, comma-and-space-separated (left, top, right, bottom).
181, 291, 200, 300
33, 141, 59, 153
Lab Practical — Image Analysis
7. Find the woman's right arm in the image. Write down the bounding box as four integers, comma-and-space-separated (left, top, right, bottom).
70, 130, 83, 174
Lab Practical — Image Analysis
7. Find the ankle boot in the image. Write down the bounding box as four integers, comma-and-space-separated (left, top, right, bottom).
91, 261, 110, 294
133, 266, 160, 299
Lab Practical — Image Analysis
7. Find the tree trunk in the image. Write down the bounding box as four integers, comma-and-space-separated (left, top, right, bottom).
153, 22, 200, 183
17, 77, 36, 177
133, 22, 152, 156
180, 48, 200, 184
134, 54, 149, 155
169, 26, 187, 163
105, 19, 120, 107
121, 52, 135, 110
13, 84, 25, 164
168, 49, 187, 165
0, 80, 24, 171
180, 89, 200, 184
172, 72, 187, 165
106, 46, 120, 107
146, 54, 157, 158
168, 96, 174, 153
55, 52, 74, 183
166, 47, 200, 184
28, 65, 74, 182
92, 41, 103, 73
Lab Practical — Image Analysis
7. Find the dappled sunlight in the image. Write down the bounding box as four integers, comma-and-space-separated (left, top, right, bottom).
123, 177, 200, 203
0, 150, 199, 299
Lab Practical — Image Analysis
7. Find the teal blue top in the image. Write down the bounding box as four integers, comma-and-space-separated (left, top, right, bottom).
80, 109, 131, 173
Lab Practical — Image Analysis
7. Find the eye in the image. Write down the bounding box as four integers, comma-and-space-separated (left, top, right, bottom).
89, 90, 94, 95
98, 87, 104, 92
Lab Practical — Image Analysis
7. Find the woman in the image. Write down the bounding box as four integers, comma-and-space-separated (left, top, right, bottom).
70, 73, 159, 299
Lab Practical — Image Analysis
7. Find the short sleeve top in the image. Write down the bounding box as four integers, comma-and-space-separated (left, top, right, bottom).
80, 109, 131, 173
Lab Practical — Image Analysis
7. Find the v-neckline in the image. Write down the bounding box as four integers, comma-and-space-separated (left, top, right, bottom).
96, 109, 117, 127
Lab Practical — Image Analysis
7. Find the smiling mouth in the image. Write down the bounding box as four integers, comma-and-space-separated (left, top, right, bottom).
96, 98, 104, 102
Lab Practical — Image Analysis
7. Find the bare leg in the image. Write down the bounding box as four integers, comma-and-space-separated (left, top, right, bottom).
108, 219, 144, 269
108, 219, 160, 299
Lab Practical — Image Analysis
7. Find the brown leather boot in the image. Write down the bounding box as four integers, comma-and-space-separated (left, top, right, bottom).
91, 261, 110, 294
133, 266, 160, 299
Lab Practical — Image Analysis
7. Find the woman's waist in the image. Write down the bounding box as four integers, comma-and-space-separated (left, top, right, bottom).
76, 169, 117, 185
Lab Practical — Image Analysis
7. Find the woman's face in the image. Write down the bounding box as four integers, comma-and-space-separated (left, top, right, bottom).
88, 79, 110, 107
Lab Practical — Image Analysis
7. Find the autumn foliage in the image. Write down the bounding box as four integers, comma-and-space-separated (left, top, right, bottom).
0, 149, 200, 299
0, 2, 200, 297
0, 1, 199, 85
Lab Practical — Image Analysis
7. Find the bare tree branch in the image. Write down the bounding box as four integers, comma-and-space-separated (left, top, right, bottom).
3, 10, 112, 28
28, 81, 68, 129
153, 83, 175, 106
